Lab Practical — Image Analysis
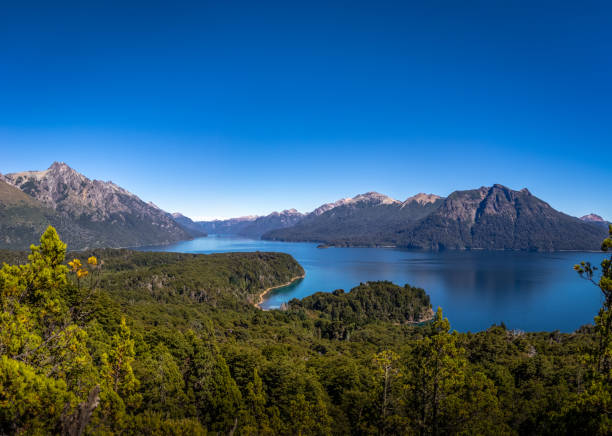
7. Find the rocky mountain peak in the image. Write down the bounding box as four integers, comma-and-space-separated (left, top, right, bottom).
580, 213, 605, 222
268, 209, 303, 217
47, 161, 85, 182
49, 161, 71, 171
352, 192, 400, 205
404, 193, 442, 205
488, 184, 533, 197
2, 163, 192, 248
281, 208, 301, 215
310, 192, 401, 216
311, 198, 352, 216
5, 163, 141, 217
491, 183, 509, 190
439, 184, 541, 225
4, 162, 187, 232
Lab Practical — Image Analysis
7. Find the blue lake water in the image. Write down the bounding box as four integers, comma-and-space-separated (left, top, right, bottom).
141, 235, 607, 333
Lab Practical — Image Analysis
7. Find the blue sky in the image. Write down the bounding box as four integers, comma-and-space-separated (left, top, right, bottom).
1, 1, 610, 220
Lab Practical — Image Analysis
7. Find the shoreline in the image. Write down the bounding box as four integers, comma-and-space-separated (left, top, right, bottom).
408, 307, 435, 324
254, 273, 305, 310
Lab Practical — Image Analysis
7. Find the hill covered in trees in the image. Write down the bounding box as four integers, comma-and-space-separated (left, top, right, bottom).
288, 281, 434, 330
1, 226, 611, 435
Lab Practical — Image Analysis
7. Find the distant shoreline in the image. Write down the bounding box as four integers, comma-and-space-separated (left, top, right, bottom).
254, 273, 305, 310
271, 239, 607, 253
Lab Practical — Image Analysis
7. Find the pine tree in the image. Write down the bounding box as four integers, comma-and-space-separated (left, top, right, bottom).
137, 343, 188, 417
183, 329, 242, 433
403, 308, 507, 435
0, 227, 99, 434
101, 316, 141, 409
240, 368, 272, 435
573, 224, 612, 434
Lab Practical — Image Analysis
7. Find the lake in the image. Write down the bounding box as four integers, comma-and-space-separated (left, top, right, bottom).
140, 234, 607, 333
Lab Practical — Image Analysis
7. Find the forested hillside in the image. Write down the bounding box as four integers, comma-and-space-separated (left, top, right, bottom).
288, 282, 434, 331
1, 226, 610, 435
262, 192, 443, 246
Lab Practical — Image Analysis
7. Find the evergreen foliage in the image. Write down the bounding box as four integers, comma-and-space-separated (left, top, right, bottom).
0, 226, 609, 434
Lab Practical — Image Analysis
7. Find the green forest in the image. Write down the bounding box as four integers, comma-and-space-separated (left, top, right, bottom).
1, 226, 610, 435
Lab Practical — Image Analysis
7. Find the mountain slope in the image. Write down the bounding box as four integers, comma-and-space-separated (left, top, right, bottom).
197, 210, 304, 239
171, 213, 207, 237
263, 192, 443, 245
0, 179, 58, 249
237, 209, 304, 238
397, 185, 607, 250
197, 216, 259, 235
263, 185, 607, 251
3, 162, 192, 249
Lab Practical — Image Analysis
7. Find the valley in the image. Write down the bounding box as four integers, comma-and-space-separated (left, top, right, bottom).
142, 234, 606, 332
1, 226, 609, 434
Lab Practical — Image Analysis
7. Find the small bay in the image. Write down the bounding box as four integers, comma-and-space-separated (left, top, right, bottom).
140, 234, 606, 333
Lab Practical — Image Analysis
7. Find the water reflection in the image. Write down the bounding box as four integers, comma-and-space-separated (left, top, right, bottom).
140, 235, 606, 332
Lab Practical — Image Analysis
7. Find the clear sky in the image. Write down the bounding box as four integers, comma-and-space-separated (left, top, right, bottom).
1, 1, 610, 220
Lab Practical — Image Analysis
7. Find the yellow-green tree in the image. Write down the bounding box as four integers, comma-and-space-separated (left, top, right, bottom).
101, 316, 140, 407
0, 227, 146, 435
0, 227, 98, 434
0, 355, 73, 434
94, 316, 142, 431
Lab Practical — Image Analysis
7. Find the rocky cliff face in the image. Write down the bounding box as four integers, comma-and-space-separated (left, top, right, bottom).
7, 162, 156, 221
3, 162, 192, 249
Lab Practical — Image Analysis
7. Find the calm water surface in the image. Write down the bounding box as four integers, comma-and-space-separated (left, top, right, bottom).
141, 235, 606, 332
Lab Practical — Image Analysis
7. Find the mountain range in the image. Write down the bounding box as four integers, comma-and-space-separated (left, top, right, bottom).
0, 162, 202, 249
196, 210, 304, 239
0, 162, 607, 251
262, 192, 444, 246
262, 185, 608, 251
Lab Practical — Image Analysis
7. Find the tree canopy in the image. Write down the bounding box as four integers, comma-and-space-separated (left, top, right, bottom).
0, 226, 610, 434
